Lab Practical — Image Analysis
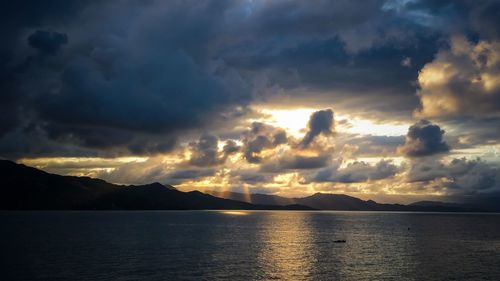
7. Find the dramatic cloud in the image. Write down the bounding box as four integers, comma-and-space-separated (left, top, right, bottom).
261, 154, 331, 173
95, 156, 217, 186
222, 140, 240, 156
312, 159, 400, 183
416, 36, 500, 118
399, 120, 450, 157
188, 134, 224, 167
0, 1, 251, 158
301, 109, 334, 147
0, 0, 465, 158
406, 158, 500, 194
242, 122, 288, 163
407, 0, 500, 39
1, 0, 500, 201
28, 30, 68, 55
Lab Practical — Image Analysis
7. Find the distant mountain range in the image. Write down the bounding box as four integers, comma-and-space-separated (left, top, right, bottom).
205, 190, 498, 212
1, 160, 498, 211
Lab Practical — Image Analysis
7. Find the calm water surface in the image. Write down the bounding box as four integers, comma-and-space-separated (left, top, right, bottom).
1, 211, 499, 281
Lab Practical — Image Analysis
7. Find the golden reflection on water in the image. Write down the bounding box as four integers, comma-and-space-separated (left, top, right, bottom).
219, 210, 249, 216
258, 212, 314, 280
214, 211, 420, 280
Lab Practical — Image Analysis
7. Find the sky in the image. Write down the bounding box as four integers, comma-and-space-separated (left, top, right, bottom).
1, 0, 500, 203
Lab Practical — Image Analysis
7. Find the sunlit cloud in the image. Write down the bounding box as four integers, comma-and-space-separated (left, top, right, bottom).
17, 157, 148, 176
336, 116, 409, 137
416, 35, 500, 118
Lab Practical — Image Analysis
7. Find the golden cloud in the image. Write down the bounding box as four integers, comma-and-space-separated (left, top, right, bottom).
416, 35, 500, 118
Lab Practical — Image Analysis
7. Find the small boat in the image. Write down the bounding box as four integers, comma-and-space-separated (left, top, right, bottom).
333, 239, 346, 243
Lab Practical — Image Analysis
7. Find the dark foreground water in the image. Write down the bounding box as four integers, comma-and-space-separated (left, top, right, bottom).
1, 211, 500, 281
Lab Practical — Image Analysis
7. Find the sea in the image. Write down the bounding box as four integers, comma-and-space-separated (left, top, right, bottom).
1, 211, 499, 281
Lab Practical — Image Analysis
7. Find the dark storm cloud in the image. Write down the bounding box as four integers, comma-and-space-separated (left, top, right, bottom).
0, 125, 100, 159
399, 120, 450, 157
28, 30, 68, 55
231, 0, 499, 121
0, 0, 252, 158
1, 0, 500, 159
469, 1, 500, 39
0, 0, 91, 141
221, 0, 446, 120
0, 1, 89, 46
0, 123, 177, 158
301, 109, 334, 147
405, 0, 500, 39
230, 39, 433, 121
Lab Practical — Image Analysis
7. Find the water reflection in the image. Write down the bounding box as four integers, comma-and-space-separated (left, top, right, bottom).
257, 212, 423, 280
1, 211, 499, 281
257, 212, 315, 280
219, 210, 249, 216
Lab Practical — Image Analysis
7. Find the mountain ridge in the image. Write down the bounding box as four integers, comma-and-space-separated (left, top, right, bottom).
0, 160, 311, 210
1, 160, 497, 212
205, 190, 498, 212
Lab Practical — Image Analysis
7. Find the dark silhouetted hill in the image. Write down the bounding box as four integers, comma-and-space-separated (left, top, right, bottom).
207, 191, 408, 211
1, 160, 496, 211
0, 160, 312, 210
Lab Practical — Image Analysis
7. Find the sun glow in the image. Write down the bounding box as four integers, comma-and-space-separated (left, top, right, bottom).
18, 156, 148, 167
337, 116, 409, 136
257, 108, 316, 137
254, 107, 409, 137
17, 156, 149, 176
